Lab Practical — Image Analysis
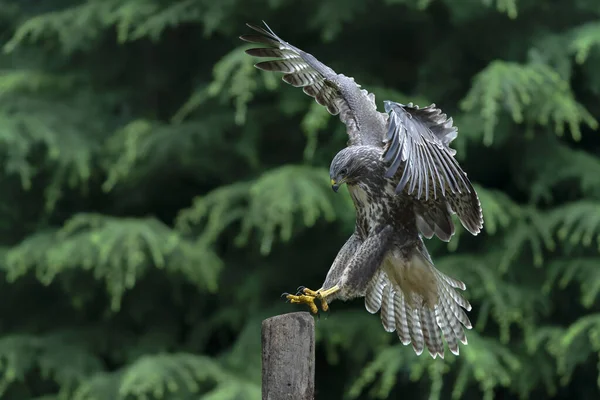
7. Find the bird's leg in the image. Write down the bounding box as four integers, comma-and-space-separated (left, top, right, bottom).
317, 285, 340, 298
284, 285, 340, 313
311, 285, 340, 312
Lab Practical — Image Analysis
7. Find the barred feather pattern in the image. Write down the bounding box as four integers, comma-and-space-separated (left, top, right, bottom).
241, 22, 385, 147
241, 24, 342, 115
413, 199, 455, 242
365, 264, 471, 358
447, 189, 483, 236
382, 101, 484, 238
383, 101, 467, 198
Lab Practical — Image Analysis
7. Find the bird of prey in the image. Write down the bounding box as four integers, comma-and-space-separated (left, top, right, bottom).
240, 22, 483, 358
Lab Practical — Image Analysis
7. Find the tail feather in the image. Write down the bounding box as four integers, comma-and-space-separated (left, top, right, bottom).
437, 279, 469, 346
364, 246, 472, 358
435, 299, 460, 355
380, 284, 396, 332
409, 307, 425, 355
394, 292, 411, 345
365, 269, 386, 314
436, 272, 472, 329
438, 270, 467, 290
437, 272, 470, 352
439, 276, 472, 314
420, 307, 445, 358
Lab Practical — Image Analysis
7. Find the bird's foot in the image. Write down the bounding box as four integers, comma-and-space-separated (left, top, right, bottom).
283, 292, 319, 314
282, 285, 340, 314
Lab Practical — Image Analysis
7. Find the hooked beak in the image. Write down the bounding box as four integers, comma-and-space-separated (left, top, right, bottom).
331, 178, 339, 193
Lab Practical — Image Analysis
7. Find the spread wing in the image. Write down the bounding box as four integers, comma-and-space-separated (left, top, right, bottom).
240, 22, 381, 146
382, 101, 483, 236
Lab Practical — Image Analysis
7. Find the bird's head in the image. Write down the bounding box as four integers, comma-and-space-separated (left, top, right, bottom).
329, 147, 369, 192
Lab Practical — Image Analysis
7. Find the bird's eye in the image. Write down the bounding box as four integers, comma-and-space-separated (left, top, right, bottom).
340, 168, 348, 175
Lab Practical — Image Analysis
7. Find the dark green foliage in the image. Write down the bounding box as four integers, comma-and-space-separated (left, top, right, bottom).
0, 0, 599, 399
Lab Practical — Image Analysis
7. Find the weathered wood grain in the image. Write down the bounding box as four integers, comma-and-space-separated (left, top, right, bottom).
262, 312, 315, 400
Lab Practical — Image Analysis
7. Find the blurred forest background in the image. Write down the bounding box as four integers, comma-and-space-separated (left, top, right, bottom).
1, 0, 600, 399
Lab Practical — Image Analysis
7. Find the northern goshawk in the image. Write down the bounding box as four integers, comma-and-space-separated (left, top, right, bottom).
241, 22, 483, 358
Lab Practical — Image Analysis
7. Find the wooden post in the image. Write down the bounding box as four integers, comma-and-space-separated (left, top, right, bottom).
262, 312, 315, 400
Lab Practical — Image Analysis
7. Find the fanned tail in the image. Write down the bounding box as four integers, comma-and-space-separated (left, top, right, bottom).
365, 243, 471, 358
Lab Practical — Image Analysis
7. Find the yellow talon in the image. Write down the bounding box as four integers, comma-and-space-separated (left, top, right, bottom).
286, 294, 319, 314
285, 285, 341, 314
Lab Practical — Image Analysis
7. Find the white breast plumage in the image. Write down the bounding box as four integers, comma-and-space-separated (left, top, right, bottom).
349, 185, 369, 206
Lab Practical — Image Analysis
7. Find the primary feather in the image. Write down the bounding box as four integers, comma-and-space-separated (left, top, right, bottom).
240, 22, 386, 147
383, 101, 483, 236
